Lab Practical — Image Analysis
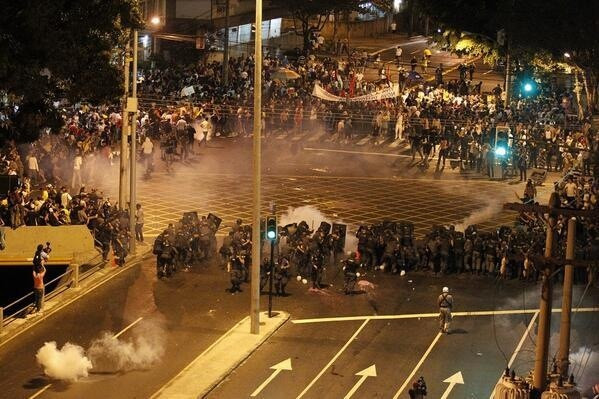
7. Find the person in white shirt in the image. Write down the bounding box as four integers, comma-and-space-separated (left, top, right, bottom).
395, 46, 403, 66
72, 151, 83, 189
141, 137, 154, 174
198, 117, 210, 147
27, 152, 44, 184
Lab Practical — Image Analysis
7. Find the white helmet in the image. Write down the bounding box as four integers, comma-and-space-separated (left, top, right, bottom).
442, 287, 449, 293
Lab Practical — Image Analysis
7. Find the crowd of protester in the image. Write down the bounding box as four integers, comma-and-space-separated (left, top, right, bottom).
135, 49, 597, 177
1, 45, 597, 193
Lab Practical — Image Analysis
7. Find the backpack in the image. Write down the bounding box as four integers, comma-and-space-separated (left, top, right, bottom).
152, 237, 164, 255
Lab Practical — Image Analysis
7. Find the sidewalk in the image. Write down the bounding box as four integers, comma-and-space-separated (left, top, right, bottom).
151, 311, 289, 399
0, 249, 151, 347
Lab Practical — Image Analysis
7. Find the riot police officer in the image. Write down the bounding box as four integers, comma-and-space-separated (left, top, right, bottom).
274, 256, 290, 296
438, 287, 453, 334
343, 252, 360, 295
228, 255, 244, 293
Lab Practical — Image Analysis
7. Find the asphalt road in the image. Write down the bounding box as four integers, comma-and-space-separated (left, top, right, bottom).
208, 278, 599, 399
1, 138, 596, 398
2, 252, 597, 399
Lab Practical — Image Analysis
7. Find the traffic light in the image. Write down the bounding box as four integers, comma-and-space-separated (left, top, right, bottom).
265, 215, 277, 241
518, 77, 537, 98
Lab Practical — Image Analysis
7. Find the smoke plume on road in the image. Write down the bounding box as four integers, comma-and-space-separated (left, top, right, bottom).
279, 205, 358, 252
35, 319, 165, 382
36, 342, 92, 382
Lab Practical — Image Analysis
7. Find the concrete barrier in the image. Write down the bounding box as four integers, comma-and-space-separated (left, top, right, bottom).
0, 226, 98, 266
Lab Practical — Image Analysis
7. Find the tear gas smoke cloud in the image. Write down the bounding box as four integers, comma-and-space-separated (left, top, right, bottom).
88, 320, 166, 373
454, 197, 504, 232
36, 319, 165, 382
35, 342, 92, 382
279, 205, 358, 252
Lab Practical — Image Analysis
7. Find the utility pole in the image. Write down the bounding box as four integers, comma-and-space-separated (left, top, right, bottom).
250, 0, 263, 335
119, 37, 131, 211
129, 30, 139, 255
558, 217, 576, 377
533, 213, 554, 392
223, 0, 230, 85
504, 36, 511, 108
503, 197, 599, 395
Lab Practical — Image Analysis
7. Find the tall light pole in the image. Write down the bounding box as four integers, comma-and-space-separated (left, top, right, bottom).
250, 0, 263, 335
129, 30, 139, 255
119, 38, 131, 211
223, 0, 230, 85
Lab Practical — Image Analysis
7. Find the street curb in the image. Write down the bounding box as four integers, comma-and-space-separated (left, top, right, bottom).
151, 311, 290, 399
0, 250, 151, 349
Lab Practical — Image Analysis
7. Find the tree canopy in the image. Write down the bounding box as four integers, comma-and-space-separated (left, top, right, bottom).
0, 0, 143, 144
271, 0, 392, 50
420, 0, 599, 112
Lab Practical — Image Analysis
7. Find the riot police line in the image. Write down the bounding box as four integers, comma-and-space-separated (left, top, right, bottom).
151, 209, 597, 289
152, 211, 222, 278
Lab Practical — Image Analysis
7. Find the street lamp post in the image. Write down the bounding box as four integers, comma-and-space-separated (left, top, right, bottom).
129, 30, 139, 255
250, 0, 263, 335
119, 38, 131, 211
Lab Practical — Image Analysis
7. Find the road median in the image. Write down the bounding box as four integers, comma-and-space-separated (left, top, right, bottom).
151, 311, 290, 399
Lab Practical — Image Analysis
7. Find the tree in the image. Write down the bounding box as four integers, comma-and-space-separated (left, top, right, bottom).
271, 0, 391, 52
420, 0, 599, 114
0, 0, 143, 144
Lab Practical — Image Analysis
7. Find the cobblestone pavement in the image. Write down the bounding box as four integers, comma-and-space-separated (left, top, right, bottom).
128, 170, 517, 238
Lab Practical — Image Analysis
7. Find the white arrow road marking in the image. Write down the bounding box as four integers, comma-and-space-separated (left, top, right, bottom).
440, 371, 464, 399
250, 358, 293, 397
343, 364, 377, 399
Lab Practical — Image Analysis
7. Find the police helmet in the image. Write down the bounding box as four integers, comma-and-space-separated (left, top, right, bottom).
442, 287, 449, 293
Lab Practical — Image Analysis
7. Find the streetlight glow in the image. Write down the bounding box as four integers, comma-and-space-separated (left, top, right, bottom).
564, 52, 571, 58
150, 16, 161, 25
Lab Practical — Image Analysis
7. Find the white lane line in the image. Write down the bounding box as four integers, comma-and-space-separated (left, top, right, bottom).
27, 316, 144, 399
303, 146, 461, 162
488, 311, 539, 399
291, 307, 599, 324
392, 332, 443, 399
295, 319, 370, 399
28, 384, 51, 399
113, 316, 144, 339
369, 38, 428, 56
150, 316, 250, 398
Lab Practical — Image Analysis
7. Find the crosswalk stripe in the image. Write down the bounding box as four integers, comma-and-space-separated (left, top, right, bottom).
356, 136, 371, 146
307, 131, 326, 142
388, 139, 404, 148
291, 134, 304, 142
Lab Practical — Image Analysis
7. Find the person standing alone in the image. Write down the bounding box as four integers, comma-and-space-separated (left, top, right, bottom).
135, 203, 144, 243
32, 244, 48, 314
438, 286, 453, 334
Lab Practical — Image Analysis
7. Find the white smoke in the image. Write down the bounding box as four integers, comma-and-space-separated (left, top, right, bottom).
36, 342, 93, 382
35, 319, 165, 382
88, 321, 165, 373
279, 205, 331, 229
570, 346, 598, 389
279, 205, 358, 252
454, 197, 504, 232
